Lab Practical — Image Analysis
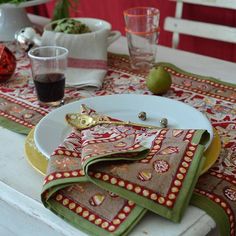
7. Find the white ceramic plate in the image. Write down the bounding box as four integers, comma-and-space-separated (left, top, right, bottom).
0, 0, 49, 8
34, 94, 213, 159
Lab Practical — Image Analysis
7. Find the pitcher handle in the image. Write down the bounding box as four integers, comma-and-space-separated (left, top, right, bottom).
107, 31, 121, 46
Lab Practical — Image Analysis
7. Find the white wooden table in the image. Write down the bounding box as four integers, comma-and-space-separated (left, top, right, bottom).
1, 14, 235, 236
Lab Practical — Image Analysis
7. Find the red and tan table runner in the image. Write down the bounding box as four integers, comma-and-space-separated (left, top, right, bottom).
0, 43, 235, 235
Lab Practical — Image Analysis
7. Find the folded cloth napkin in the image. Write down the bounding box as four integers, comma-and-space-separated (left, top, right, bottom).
41, 30, 109, 88
41, 105, 209, 235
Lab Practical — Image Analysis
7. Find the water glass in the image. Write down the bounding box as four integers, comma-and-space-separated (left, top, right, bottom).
28, 46, 68, 106
124, 7, 160, 71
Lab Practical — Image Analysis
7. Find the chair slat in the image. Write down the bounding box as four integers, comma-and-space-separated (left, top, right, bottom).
165, 17, 236, 44
170, 0, 236, 10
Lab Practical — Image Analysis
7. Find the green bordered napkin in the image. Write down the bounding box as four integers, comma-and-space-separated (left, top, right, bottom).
41, 106, 209, 235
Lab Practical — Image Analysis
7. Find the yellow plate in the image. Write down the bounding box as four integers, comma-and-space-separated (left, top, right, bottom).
24, 128, 221, 176
24, 128, 48, 175
201, 129, 221, 174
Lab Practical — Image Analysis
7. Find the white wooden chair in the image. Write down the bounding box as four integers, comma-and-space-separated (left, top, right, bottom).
164, 0, 236, 48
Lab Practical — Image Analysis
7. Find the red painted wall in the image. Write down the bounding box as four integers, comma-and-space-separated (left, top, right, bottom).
28, 0, 236, 62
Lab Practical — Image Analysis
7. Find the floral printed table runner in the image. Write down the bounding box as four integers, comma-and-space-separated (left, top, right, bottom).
0, 43, 236, 235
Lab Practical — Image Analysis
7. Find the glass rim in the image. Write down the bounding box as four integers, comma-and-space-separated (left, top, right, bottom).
28, 46, 69, 60
123, 6, 160, 17
125, 26, 160, 35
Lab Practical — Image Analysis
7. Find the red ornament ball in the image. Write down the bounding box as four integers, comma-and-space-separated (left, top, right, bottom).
0, 44, 16, 82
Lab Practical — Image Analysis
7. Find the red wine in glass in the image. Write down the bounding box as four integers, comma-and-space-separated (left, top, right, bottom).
34, 73, 65, 105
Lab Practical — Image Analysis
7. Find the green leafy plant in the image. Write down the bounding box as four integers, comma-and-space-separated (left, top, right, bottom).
52, 0, 79, 21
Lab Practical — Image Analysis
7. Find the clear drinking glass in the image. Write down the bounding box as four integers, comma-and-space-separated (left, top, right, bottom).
124, 7, 160, 71
28, 46, 68, 106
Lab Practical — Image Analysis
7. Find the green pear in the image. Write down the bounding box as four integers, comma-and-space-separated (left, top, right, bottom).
146, 66, 172, 95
